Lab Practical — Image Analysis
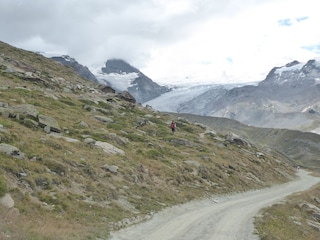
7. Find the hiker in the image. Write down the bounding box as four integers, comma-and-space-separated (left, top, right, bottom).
171, 121, 176, 133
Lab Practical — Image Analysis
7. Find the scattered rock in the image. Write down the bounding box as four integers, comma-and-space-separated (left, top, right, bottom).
300, 202, 320, 212
307, 220, 320, 231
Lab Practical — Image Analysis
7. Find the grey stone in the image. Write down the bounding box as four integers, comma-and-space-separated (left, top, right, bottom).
84, 138, 96, 144
119, 91, 136, 103
95, 141, 125, 155
94, 115, 114, 123
0, 143, 25, 159
0, 194, 14, 208
11, 104, 39, 119
104, 165, 119, 173
79, 120, 89, 127
0, 102, 8, 108
38, 114, 61, 133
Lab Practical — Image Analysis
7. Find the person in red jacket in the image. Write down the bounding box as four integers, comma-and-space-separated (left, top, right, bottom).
171, 121, 176, 133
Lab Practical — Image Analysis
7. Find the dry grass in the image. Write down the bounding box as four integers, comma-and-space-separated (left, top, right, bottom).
255, 183, 320, 240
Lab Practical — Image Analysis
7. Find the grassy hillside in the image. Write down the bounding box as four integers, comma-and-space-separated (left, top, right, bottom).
176, 113, 320, 171
0, 41, 296, 239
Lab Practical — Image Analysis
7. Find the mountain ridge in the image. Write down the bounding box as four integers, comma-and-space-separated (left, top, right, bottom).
149, 58, 320, 134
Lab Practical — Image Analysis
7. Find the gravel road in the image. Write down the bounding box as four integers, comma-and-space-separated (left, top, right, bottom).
110, 170, 320, 240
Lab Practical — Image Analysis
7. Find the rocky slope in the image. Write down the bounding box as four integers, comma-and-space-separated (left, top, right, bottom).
0, 41, 296, 239
50, 55, 98, 83
177, 59, 320, 133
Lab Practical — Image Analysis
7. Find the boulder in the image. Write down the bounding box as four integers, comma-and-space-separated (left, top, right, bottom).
94, 115, 114, 124
0, 194, 14, 208
99, 85, 116, 94
225, 132, 250, 146
102, 165, 119, 173
11, 104, 39, 119
0, 143, 25, 159
119, 91, 136, 103
95, 141, 125, 155
38, 114, 61, 133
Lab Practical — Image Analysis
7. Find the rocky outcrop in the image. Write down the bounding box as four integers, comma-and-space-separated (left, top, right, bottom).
0, 102, 61, 133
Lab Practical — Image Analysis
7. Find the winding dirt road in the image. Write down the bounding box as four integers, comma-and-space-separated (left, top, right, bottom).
110, 170, 320, 240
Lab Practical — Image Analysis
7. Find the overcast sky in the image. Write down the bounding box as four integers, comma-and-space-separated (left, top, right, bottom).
1, 0, 319, 85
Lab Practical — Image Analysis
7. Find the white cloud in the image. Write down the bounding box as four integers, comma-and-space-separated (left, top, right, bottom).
0, 0, 319, 85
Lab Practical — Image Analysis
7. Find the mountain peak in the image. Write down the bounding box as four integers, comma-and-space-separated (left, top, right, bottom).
102, 59, 139, 74
285, 60, 300, 67
98, 59, 169, 103
259, 58, 320, 87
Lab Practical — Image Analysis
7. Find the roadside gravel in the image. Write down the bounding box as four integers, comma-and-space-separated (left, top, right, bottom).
110, 170, 320, 240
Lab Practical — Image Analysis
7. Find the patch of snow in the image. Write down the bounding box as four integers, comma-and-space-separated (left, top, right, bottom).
95, 72, 139, 92
275, 62, 305, 76
311, 128, 320, 135
144, 85, 214, 112
144, 81, 255, 113
37, 51, 66, 58
144, 85, 220, 112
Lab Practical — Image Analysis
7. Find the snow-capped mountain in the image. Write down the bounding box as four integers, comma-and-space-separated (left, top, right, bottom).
95, 59, 169, 103
147, 59, 320, 133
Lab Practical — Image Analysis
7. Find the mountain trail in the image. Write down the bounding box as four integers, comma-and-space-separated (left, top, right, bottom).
110, 170, 320, 240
